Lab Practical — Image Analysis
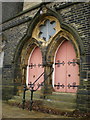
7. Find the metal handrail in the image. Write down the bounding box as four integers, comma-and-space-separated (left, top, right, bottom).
35, 68, 54, 91
22, 67, 54, 111
28, 71, 45, 87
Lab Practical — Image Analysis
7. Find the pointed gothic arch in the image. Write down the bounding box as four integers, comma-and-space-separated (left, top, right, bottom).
12, 5, 85, 93
13, 6, 85, 65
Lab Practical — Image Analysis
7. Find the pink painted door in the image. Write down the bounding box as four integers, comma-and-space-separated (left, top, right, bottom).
54, 41, 67, 92
54, 41, 79, 93
27, 47, 44, 90
66, 41, 79, 92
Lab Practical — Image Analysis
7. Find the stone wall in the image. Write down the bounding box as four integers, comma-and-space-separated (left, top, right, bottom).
2, 2, 90, 111
2, 21, 30, 99
2, 2, 23, 23
59, 2, 90, 55
23, 2, 40, 10
57, 2, 90, 112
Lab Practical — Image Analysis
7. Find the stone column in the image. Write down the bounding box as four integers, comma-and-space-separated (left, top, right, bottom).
77, 55, 90, 112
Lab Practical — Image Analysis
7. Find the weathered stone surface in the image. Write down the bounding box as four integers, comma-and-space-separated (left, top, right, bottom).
2, 2, 90, 112
60, 2, 90, 55
2, 2, 23, 23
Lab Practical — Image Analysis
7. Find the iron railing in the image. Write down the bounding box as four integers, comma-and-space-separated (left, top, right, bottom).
22, 68, 54, 111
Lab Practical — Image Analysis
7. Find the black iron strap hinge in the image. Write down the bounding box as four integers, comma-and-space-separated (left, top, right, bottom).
54, 83, 65, 89
28, 62, 53, 68
55, 60, 65, 67
67, 82, 79, 89
68, 59, 79, 66
54, 82, 79, 89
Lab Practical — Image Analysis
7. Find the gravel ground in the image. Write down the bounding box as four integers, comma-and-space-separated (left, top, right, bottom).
2, 102, 67, 119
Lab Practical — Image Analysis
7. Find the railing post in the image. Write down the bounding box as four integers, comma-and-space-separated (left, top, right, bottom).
22, 62, 54, 111
22, 84, 27, 109
30, 88, 34, 111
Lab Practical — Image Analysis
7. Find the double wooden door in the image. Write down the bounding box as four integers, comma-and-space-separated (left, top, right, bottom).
27, 41, 79, 93
54, 41, 79, 93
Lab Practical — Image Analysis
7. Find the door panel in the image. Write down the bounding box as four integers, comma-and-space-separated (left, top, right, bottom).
27, 47, 44, 90
66, 41, 79, 92
54, 40, 79, 93
54, 42, 67, 92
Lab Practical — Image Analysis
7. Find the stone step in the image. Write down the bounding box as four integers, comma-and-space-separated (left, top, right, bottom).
9, 91, 77, 112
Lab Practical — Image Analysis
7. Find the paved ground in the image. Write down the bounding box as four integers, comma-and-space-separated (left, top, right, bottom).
2, 102, 67, 118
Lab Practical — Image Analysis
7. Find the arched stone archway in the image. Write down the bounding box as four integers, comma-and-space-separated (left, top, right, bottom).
13, 5, 85, 97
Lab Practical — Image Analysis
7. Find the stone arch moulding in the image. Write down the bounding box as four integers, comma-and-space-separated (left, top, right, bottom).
46, 24, 85, 93
60, 23, 85, 57
13, 36, 43, 86
13, 5, 85, 65
26, 6, 63, 44
46, 24, 85, 64
46, 30, 81, 64
13, 6, 60, 64
32, 16, 61, 45
25, 5, 85, 59
13, 36, 42, 66
12, 5, 85, 88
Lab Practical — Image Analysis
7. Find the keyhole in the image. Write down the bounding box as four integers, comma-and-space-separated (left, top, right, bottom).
33, 75, 35, 78
68, 74, 71, 77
